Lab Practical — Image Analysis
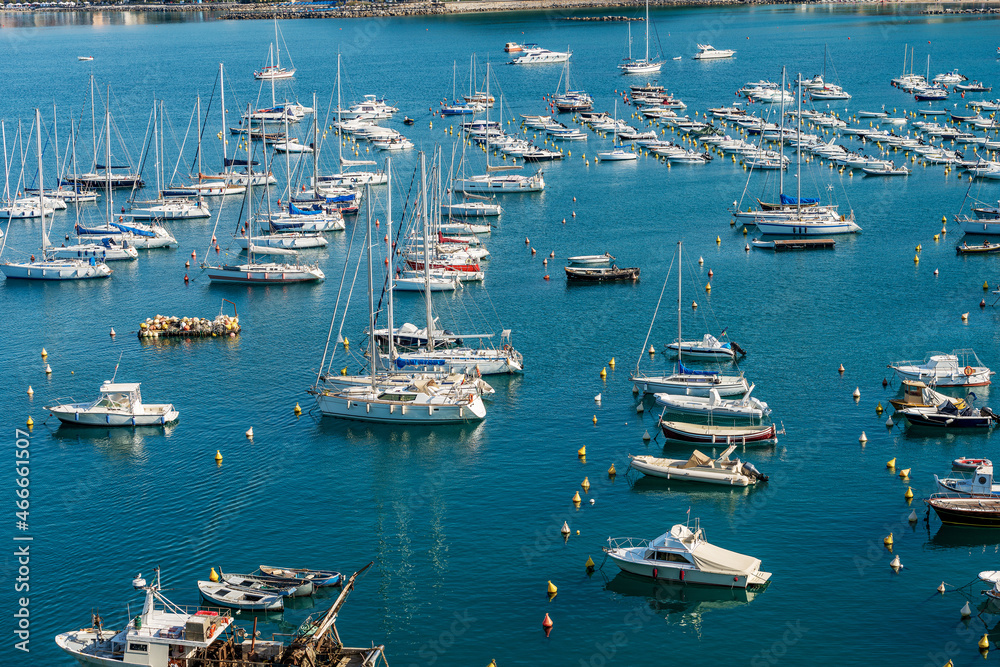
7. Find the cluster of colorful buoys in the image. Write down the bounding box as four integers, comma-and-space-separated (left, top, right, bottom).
138, 314, 240, 338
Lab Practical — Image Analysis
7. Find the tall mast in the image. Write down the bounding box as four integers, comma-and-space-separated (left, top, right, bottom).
627, 22, 632, 62
420, 151, 434, 352
676, 240, 682, 367
105, 108, 112, 223
365, 181, 376, 390
2, 122, 9, 203
385, 156, 394, 362
779, 67, 785, 196
796, 72, 801, 215
644, 0, 650, 63
36, 109, 45, 255
270, 45, 276, 109
52, 102, 59, 192
220, 63, 227, 172
312, 91, 319, 192
153, 100, 161, 196
485, 63, 490, 169
196, 95, 203, 178
71, 120, 80, 237
90, 75, 97, 172
337, 53, 343, 174
274, 17, 281, 70
245, 104, 254, 265
283, 101, 291, 200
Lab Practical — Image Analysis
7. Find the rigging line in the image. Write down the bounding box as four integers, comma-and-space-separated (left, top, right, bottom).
129, 105, 157, 203
318, 211, 364, 380
165, 102, 194, 188
330, 216, 368, 376
191, 73, 220, 176
634, 251, 675, 374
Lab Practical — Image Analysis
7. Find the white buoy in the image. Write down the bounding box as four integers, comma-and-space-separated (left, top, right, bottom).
110, 327, 116, 337
938, 582, 947, 594
45, 364, 52, 374
589, 498, 595, 505
908, 509, 918, 522
642, 430, 651, 441
632, 385, 639, 395
594, 393, 602, 403
636, 403, 644, 413
962, 601, 972, 618
890, 555, 902, 570
859, 431, 868, 443
245, 427, 254, 439
886, 416, 894, 427
853, 387, 861, 399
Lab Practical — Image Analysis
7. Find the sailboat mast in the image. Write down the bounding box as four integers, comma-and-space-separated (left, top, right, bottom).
153, 101, 161, 195
245, 104, 254, 265
71, 120, 80, 234
105, 109, 112, 222
270, 45, 276, 109
196, 95, 203, 178
283, 105, 291, 200
779, 67, 785, 196
36, 109, 45, 255
385, 156, 395, 361
2, 122, 9, 203
220, 63, 228, 171
420, 151, 434, 352
365, 182, 376, 390
274, 17, 281, 69
52, 103, 59, 192
676, 240, 682, 366
645, 0, 650, 63
312, 91, 319, 191
796, 73, 802, 214
337, 53, 343, 173
90, 75, 97, 173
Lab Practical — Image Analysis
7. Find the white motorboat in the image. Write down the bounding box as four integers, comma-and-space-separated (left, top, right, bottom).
273, 138, 313, 153
862, 163, 910, 176
629, 444, 768, 486
935, 464, 1000, 496
693, 44, 735, 60
889, 350, 993, 387
44, 381, 178, 427
197, 580, 284, 611
667, 333, 740, 361
568, 253, 614, 266
604, 521, 771, 588
655, 385, 770, 419
509, 47, 571, 64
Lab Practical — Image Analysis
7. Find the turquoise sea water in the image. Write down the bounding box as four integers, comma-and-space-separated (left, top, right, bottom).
3, 5, 1000, 665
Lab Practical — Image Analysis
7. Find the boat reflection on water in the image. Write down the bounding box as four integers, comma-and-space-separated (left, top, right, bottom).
49, 423, 175, 455
604, 571, 763, 632
929, 524, 1000, 549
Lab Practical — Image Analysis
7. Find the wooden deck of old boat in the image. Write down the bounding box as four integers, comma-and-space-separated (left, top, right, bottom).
773, 239, 836, 251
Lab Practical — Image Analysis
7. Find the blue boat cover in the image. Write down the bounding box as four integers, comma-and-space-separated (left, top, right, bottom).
780, 194, 820, 205
270, 220, 302, 231
290, 203, 323, 216
111, 222, 155, 238
678, 361, 717, 376
324, 194, 355, 203
395, 357, 446, 368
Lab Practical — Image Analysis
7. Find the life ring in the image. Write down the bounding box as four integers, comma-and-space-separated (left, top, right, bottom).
503, 344, 511, 352
965, 366, 975, 376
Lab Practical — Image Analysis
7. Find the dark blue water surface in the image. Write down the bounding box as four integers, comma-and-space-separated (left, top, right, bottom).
3, 5, 1000, 666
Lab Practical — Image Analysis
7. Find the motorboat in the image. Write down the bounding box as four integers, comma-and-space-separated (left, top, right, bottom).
629, 444, 768, 486
957, 240, 1000, 255
197, 581, 284, 611
900, 402, 995, 429
567, 253, 614, 266
693, 44, 735, 60
504, 42, 526, 53
927, 495, 1000, 527
666, 334, 742, 361
659, 420, 778, 445
509, 47, 571, 65
954, 457, 993, 472
604, 521, 771, 588
889, 350, 993, 387
935, 463, 1000, 495
862, 163, 910, 176
933, 69, 967, 85
888, 379, 966, 411
44, 381, 179, 427
655, 385, 770, 419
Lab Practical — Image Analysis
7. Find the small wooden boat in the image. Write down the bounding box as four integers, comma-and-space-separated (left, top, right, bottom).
565, 265, 639, 282
567, 253, 614, 265
957, 241, 1000, 255
750, 239, 774, 249
954, 457, 993, 472
403, 116, 415, 125
220, 570, 314, 597
928, 495, 1000, 526
659, 420, 778, 445
258, 565, 342, 587
197, 581, 284, 611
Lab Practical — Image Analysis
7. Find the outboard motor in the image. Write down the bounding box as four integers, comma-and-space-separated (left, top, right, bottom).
980, 406, 995, 419
742, 462, 768, 482
731, 341, 747, 357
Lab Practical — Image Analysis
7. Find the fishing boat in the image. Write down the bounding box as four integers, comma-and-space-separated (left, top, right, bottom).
629, 444, 768, 486
44, 380, 179, 427
219, 571, 314, 597
655, 385, 770, 419
604, 520, 771, 588
693, 44, 735, 60
900, 402, 995, 429
630, 242, 749, 397
889, 350, 993, 387
888, 379, 967, 411
565, 265, 639, 281
927, 495, 1000, 527
619, 0, 662, 74
957, 240, 1000, 255
56, 565, 387, 667
659, 421, 778, 445
935, 463, 1000, 495
258, 566, 342, 587
197, 581, 284, 611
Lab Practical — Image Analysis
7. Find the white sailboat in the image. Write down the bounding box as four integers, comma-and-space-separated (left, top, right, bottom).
630, 241, 748, 397
1, 110, 113, 281
619, 0, 662, 75
312, 159, 488, 424
453, 64, 545, 194
254, 18, 296, 80
598, 101, 638, 161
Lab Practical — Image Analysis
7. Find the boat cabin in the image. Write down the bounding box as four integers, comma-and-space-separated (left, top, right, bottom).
95, 382, 144, 412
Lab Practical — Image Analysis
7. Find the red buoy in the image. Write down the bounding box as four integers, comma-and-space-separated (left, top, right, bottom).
542, 613, 553, 629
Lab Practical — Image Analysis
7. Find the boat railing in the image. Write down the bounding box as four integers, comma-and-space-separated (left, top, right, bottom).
606, 536, 651, 550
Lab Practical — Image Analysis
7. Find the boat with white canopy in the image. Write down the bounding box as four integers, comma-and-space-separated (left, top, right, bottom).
629, 444, 768, 486
44, 380, 178, 427
655, 384, 770, 419
889, 350, 992, 387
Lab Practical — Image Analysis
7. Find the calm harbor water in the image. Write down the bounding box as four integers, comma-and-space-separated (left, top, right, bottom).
3, 5, 1000, 666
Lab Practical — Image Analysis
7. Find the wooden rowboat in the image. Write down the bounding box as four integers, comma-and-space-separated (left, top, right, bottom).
197, 581, 284, 611
258, 565, 342, 587
957, 241, 1000, 255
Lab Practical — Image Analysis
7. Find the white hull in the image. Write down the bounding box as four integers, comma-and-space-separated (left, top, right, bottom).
666, 343, 736, 361
1, 260, 112, 280
453, 174, 544, 193
959, 218, 1000, 235
394, 276, 460, 292
315, 392, 486, 423
754, 219, 861, 235
50, 406, 178, 426
237, 234, 329, 250
48, 244, 138, 261
630, 373, 749, 397
441, 203, 502, 217
206, 264, 324, 284
892, 367, 992, 387
607, 554, 765, 587
129, 203, 211, 220
620, 62, 663, 75
629, 457, 752, 486
386, 350, 523, 375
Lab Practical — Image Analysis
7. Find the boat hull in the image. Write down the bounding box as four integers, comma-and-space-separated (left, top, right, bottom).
315, 393, 487, 424
754, 219, 860, 235
1, 261, 112, 280
629, 457, 752, 486
659, 421, 777, 444
206, 265, 324, 284
606, 553, 766, 588
50, 407, 179, 427
928, 498, 1000, 527
630, 373, 748, 397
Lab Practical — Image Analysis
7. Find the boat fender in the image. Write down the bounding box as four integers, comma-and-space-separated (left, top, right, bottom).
840, 215, 845, 222
652, 568, 658, 580
965, 366, 975, 376
678, 569, 683, 581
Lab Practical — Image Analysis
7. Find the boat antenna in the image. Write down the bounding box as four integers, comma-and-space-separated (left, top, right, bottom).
111, 351, 124, 383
